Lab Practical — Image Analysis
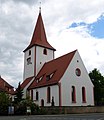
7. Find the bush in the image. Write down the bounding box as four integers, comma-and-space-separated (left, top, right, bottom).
14, 99, 40, 115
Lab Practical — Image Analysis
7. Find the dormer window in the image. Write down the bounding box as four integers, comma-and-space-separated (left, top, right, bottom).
27, 57, 32, 65
43, 48, 47, 55
36, 76, 43, 83
29, 50, 31, 56
46, 72, 54, 81
46, 75, 50, 81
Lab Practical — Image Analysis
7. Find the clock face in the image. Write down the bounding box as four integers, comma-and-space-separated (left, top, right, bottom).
75, 68, 81, 76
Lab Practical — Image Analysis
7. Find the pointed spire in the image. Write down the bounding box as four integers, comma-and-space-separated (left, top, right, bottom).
24, 7, 56, 52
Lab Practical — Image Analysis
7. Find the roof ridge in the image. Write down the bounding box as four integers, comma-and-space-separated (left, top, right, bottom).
46, 49, 77, 64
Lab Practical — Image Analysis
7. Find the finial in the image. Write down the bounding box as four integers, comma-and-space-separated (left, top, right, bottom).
39, 1, 41, 13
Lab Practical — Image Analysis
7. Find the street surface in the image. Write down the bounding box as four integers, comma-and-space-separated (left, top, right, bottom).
0, 113, 104, 120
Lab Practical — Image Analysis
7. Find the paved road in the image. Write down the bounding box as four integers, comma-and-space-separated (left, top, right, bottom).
0, 113, 104, 120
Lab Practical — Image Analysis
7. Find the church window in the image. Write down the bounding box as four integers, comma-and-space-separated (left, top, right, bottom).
47, 87, 51, 103
43, 48, 47, 55
75, 68, 81, 76
82, 87, 86, 103
36, 91, 39, 101
41, 99, 44, 107
31, 90, 33, 100
27, 57, 32, 65
29, 50, 31, 56
71, 86, 76, 103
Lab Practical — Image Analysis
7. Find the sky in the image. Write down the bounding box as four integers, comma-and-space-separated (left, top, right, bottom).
0, 0, 104, 88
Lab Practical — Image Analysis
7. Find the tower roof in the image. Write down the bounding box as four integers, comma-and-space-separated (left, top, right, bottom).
24, 11, 56, 52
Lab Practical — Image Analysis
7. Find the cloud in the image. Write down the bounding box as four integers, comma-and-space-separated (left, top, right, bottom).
0, 0, 104, 87
50, 24, 104, 75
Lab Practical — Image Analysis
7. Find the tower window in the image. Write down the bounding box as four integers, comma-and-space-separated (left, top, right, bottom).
29, 50, 31, 56
43, 48, 47, 55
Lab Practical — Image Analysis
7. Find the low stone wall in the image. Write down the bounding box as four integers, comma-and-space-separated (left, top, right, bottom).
41, 106, 104, 114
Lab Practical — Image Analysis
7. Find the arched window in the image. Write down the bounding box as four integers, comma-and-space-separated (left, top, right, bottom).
41, 99, 44, 107
47, 87, 51, 103
82, 87, 86, 103
29, 50, 31, 56
36, 91, 39, 101
71, 86, 76, 103
43, 48, 47, 55
31, 90, 33, 100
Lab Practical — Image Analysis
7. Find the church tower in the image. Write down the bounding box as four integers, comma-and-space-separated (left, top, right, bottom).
23, 10, 56, 81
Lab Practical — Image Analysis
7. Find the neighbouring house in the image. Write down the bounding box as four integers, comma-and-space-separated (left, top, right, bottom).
21, 9, 94, 107
0, 76, 14, 100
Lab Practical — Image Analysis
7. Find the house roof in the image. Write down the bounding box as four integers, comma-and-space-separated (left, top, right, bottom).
0, 76, 14, 94
21, 76, 34, 89
28, 50, 77, 89
24, 11, 56, 52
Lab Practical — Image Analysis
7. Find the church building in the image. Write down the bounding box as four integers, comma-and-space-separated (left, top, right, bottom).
21, 10, 94, 107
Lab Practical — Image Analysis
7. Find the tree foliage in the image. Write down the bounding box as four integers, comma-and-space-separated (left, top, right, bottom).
14, 82, 23, 103
0, 92, 10, 115
89, 68, 104, 105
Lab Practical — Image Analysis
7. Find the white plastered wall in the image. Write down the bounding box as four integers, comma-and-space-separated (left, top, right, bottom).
32, 85, 59, 106
36, 46, 54, 75
23, 47, 35, 80
61, 50, 94, 106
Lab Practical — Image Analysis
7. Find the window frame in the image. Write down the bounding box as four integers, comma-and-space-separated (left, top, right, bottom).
47, 87, 51, 103
82, 87, 86, 103
71, 86, 76, 103
43, 48, 47, 55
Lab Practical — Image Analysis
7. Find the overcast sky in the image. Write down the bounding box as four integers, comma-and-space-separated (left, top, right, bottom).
0, 0, 104, 88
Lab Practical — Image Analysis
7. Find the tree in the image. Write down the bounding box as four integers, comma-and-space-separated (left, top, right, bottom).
15, 82, 23, 103
0, 92, 10, 115
89, 68, 104, 105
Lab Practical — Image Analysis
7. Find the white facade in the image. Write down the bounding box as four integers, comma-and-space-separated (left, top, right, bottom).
32, 85, 59, 106
60, 51, 94, 106
23, 46, 54, 80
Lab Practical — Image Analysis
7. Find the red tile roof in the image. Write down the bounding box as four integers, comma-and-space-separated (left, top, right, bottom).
0, 76, 14, 94
24, 12, 56, 52
28, 50, 77, 89
21, 76, 34, 89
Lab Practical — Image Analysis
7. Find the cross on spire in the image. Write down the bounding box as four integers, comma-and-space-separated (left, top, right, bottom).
39, 1, 41, 13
